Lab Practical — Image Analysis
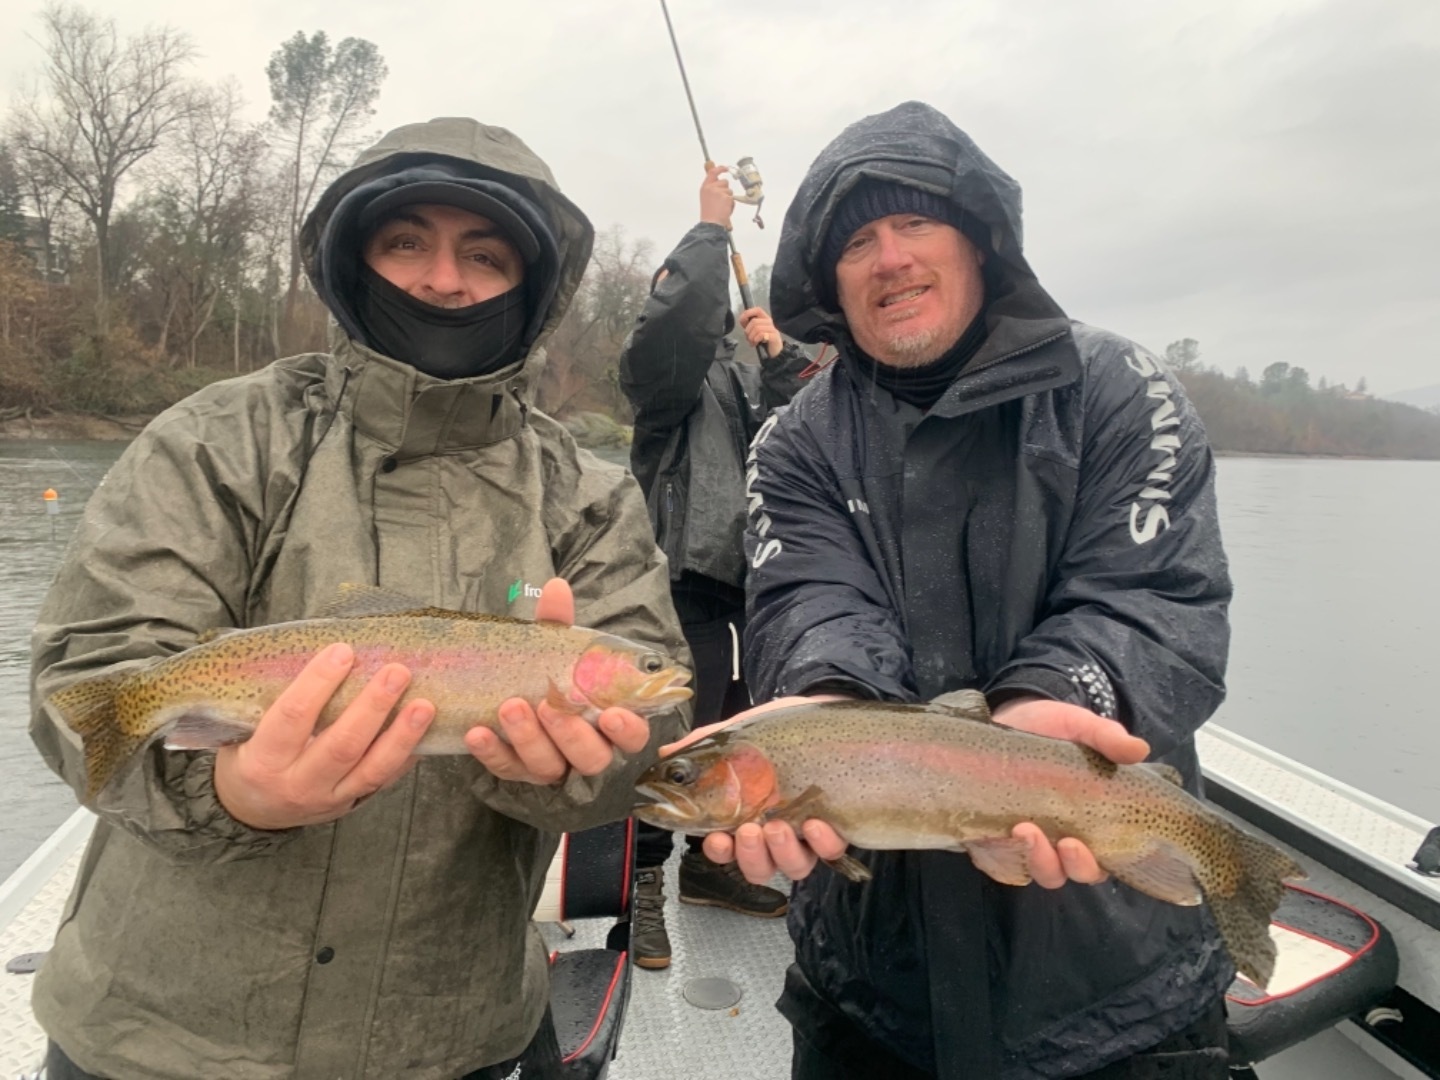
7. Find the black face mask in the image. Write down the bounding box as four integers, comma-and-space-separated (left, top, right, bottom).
355, 266, 528, 379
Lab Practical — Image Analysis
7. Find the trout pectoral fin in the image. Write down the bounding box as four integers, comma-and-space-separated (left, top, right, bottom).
164, 710, 256, 751
825, 854, 872, 883
762, 785, 828, 829
545, 679, 576, 715
761, 786, 869, 883
963, 837, 1034, 887
1102, 840, 1204, 906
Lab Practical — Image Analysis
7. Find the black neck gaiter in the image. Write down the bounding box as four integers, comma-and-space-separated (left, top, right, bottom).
853, 310, 990, 410
355, 266, 528, 379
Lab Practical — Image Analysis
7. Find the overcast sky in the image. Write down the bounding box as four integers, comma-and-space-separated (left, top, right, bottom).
3, 0, 1436, 395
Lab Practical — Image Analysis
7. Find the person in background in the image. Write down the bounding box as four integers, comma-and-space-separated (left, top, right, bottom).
30, 116, 688, 1080
618, 163, 811, 969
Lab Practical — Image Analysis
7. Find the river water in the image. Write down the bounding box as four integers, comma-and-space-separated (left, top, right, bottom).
1, 443, 1436, 878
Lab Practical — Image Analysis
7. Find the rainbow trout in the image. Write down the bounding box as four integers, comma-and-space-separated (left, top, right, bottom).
633, 693, 1303, 987
50, 585, 692, 800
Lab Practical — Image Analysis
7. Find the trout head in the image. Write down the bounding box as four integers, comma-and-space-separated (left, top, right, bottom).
563, 636, 693, 717
632, 738, 779, 832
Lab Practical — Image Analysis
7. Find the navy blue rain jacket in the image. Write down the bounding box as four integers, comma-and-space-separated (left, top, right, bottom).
744, 101, 1235, 1079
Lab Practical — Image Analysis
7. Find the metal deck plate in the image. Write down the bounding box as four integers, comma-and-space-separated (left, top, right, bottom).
542, 844, 795, 1078
0, 844, 79, 1077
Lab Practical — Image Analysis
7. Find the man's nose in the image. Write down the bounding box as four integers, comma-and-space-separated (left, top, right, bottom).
871, 226, 913, 274
424, 248, 465, 296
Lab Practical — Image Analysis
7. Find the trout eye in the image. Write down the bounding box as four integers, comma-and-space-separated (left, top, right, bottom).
640, 653, 665, 675
664, 759, 698, 786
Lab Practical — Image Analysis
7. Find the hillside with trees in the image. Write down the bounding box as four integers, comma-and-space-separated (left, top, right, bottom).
1163, 340, 1440, 460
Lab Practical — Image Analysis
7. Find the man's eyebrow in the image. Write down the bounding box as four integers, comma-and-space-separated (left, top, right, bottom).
378, 210, 432, 231
460, 227, 508, 243
371, 212, 510, 247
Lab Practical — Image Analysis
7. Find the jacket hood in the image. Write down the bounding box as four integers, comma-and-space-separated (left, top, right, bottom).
771, 101, 1067, 356
302, 117, 595, 376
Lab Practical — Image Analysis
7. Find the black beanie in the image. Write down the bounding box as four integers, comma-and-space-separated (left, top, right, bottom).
820, 180, 988, 303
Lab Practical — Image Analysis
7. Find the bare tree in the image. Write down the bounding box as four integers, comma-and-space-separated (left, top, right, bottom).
266, 30, 386, 349
6, 3, 194, 325
140, 80, 266, 366
538, 225, 653, 419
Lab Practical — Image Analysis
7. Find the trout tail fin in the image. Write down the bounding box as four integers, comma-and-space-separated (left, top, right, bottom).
1202, 825, 1306, 989
1099, 814, 1304, 989
48, 673, 148, 802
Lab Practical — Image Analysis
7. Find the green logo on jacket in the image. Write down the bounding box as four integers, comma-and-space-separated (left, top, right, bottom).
508, 579, 542, 605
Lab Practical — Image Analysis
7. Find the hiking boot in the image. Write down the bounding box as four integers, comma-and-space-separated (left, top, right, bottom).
678, 851, 789, 918
631, 867, 671, 969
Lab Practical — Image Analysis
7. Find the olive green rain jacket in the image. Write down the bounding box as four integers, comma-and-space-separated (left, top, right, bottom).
28, 118, 688, 1079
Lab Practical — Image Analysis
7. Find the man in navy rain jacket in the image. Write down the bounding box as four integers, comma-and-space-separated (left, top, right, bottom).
704, 101, 1235, 1080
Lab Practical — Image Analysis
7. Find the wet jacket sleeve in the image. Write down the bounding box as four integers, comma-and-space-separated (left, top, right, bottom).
470, 452, 692, 832
986, 346, 1232, 756
29, 412, 300, 862
758, 343, 810, 412
618, 224, 731, 493
742, 408, 917, 703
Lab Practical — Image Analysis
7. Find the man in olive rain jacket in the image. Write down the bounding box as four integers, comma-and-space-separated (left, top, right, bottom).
708, 102, 1235, 1079
29, 117, 688, 1080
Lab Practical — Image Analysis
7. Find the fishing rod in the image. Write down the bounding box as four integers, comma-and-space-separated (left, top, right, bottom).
657, 0, 770, 358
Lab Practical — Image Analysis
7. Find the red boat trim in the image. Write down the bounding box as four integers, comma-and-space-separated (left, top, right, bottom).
560, 951, 628, 1064
1226, 884, 1383, 1008
621, 818, 635, 912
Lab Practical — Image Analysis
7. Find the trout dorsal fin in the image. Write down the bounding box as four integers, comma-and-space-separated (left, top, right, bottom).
318, 583, 532, 624
319, 583, 433, 618
1139, 761, 1185, 787
195, 626, 243, 645
923, 689, 995, 724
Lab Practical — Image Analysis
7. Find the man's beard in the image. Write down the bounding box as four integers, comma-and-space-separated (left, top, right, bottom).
876, 324, 949, 368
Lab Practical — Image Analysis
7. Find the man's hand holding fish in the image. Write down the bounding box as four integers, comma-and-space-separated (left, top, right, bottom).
680, 694, 1152, 890
215, 646, 438, 830
466, 579, 656, 784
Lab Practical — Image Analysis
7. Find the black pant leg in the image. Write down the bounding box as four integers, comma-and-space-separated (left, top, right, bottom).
779, 964, 934, 1080
679, 611, 749, 727
44, 1043, 108, 1080
460, 1006, 564, 1079
635, 611, 749, 868
635, 819, 678, 868
1075, 997, 1230, 1080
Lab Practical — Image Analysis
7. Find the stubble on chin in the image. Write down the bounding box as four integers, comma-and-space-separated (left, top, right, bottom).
872, 326, 946, 368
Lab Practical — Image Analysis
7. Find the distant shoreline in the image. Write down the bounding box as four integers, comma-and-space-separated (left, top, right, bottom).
0, 411, 151, 442
2, 412, 1435, 462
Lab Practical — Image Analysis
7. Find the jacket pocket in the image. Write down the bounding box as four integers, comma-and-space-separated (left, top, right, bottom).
656, 468, 690, 571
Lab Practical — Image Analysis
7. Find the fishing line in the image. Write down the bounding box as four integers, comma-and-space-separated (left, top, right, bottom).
657, 0, 770, 357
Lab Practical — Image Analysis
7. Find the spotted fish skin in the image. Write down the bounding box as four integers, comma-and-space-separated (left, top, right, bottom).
634, 696, 1303, 988
50, 606, 691, 802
